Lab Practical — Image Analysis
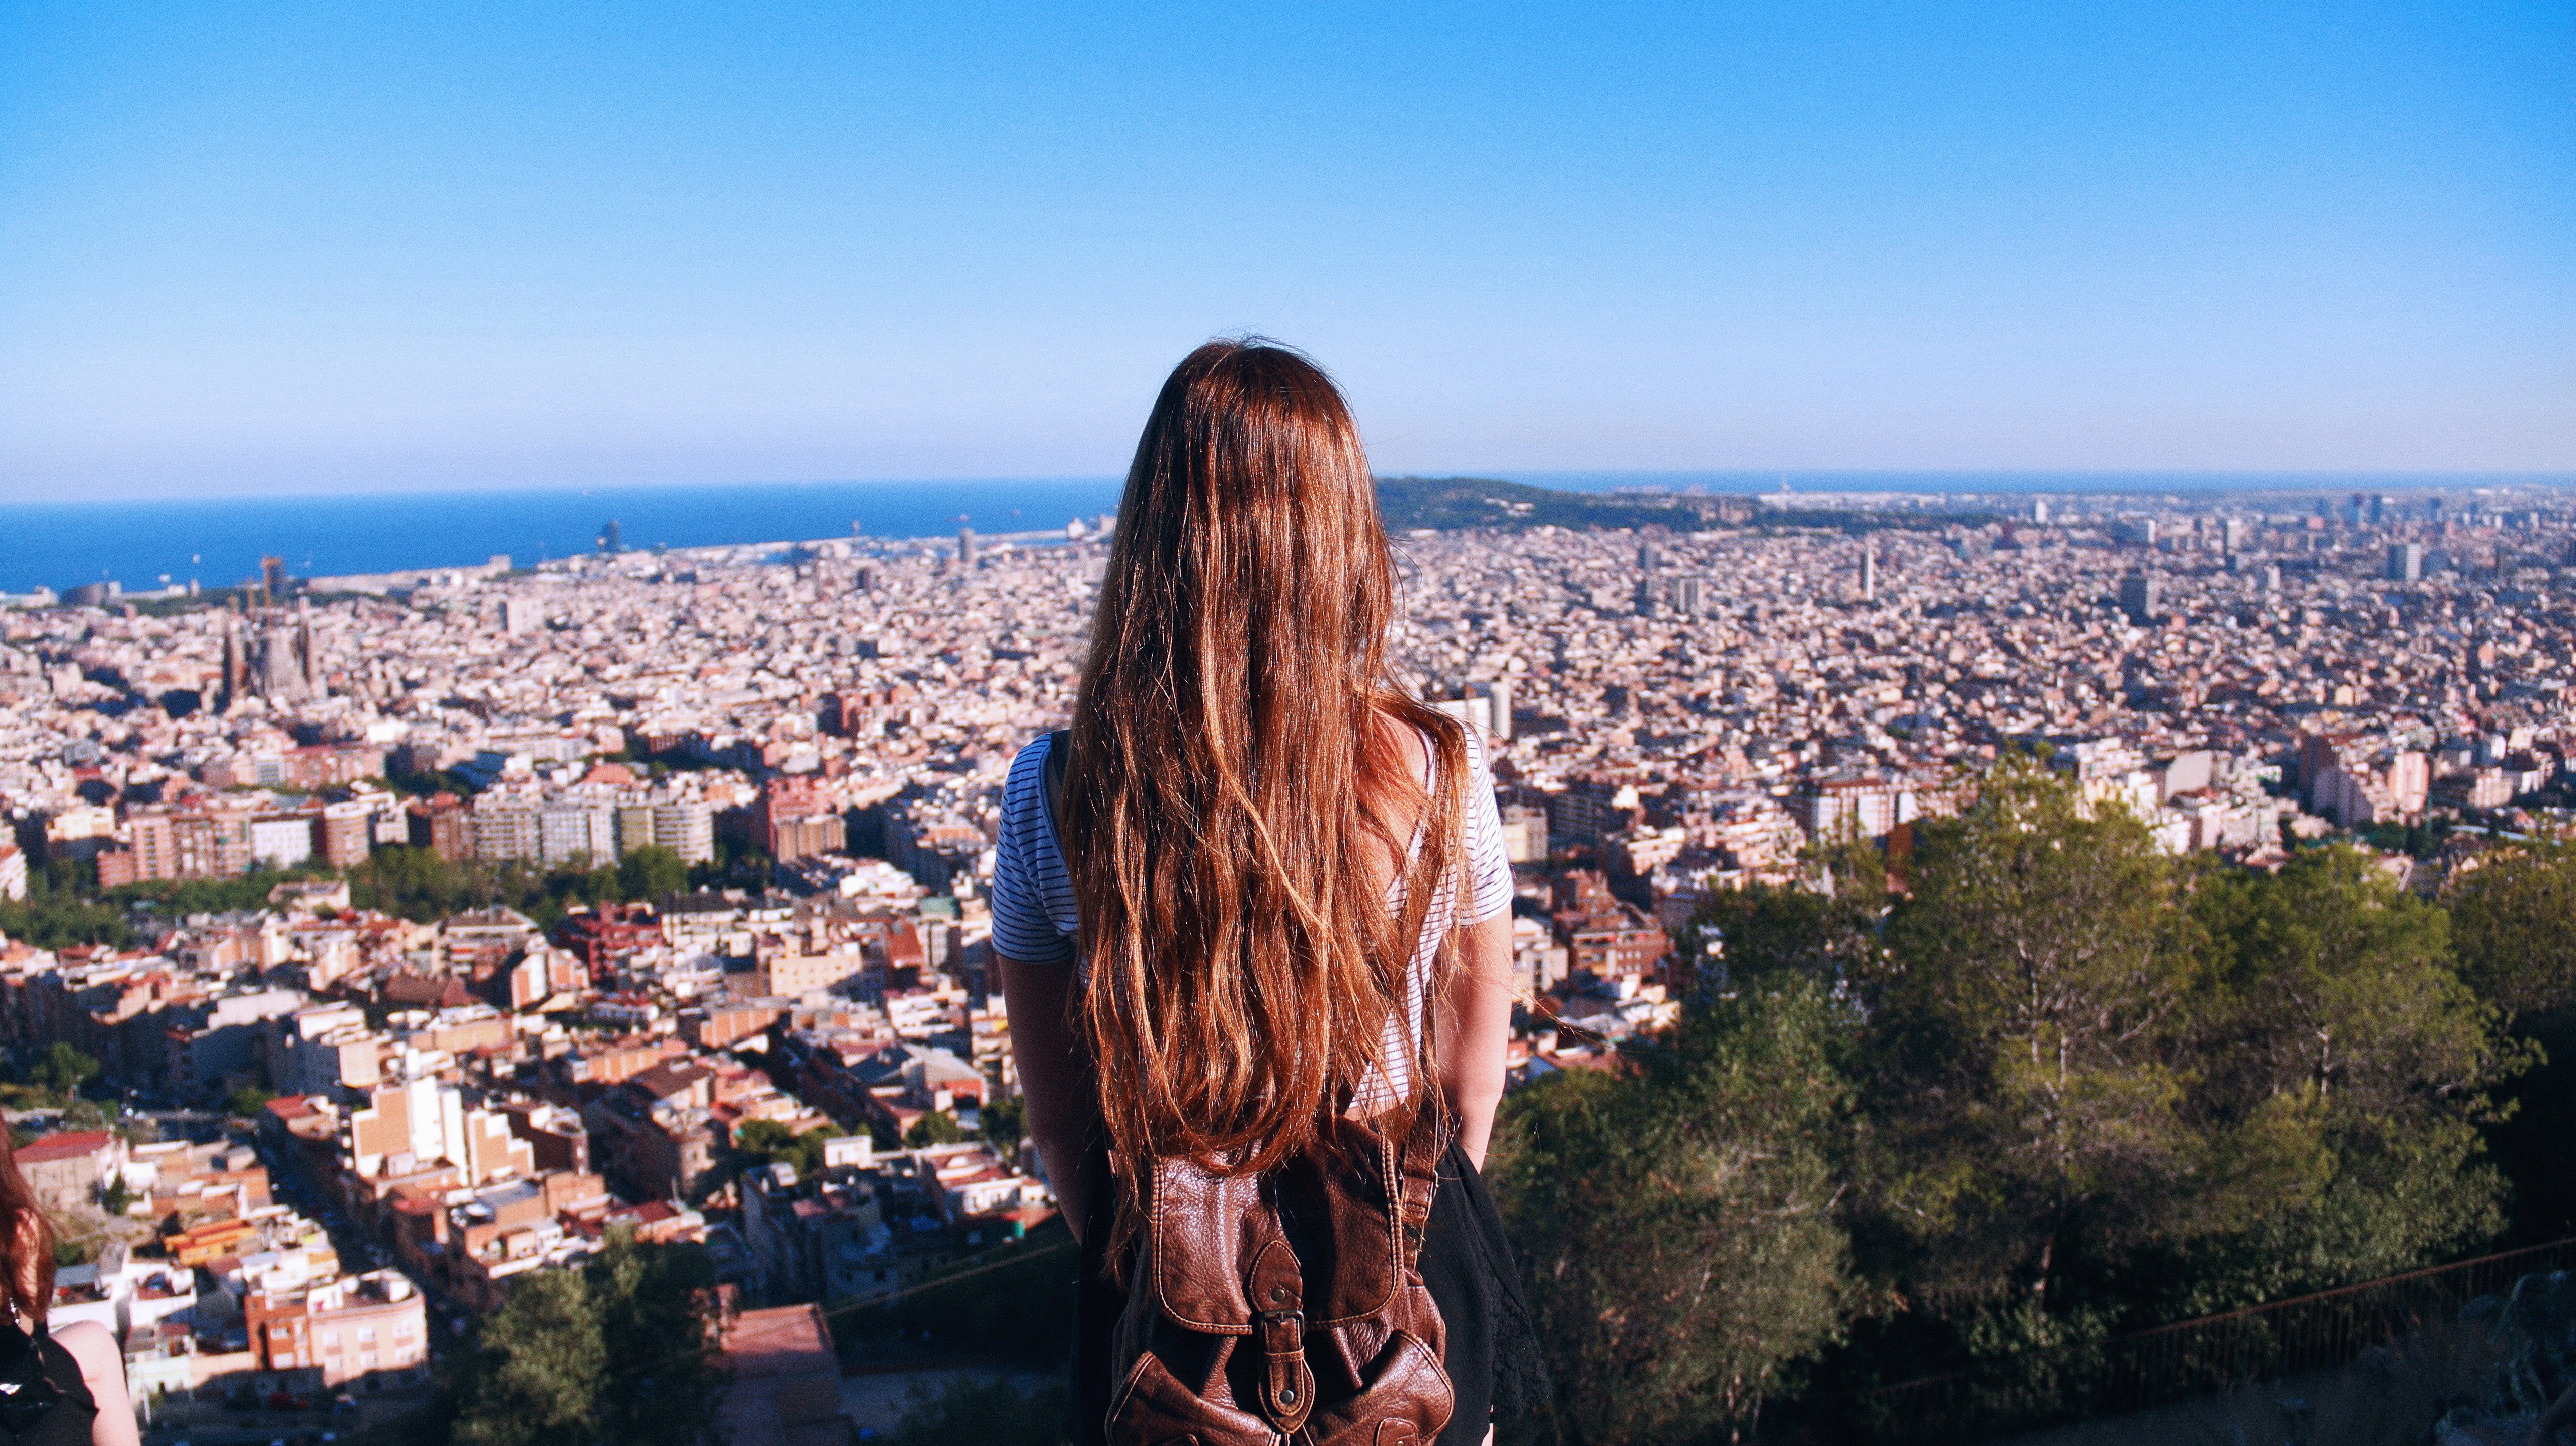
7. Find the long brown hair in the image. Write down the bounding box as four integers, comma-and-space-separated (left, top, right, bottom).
1067, 340, 1468, 1232
0, 1134, 56, 1326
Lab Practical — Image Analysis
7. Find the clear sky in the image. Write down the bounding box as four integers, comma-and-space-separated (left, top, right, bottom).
1, 2, 2568, 500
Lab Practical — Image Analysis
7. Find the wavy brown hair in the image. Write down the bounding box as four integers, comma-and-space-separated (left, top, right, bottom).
0, 1133, 55, 1326
1066, 340, 1468, 1240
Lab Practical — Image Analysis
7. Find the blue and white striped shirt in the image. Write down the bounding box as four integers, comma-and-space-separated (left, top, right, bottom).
987, 727, 1515, 973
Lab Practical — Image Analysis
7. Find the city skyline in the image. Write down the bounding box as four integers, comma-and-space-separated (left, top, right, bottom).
4, 1, 2569, 501
6, 403, 2574, 1443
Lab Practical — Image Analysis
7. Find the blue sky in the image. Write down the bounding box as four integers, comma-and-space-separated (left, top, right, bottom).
1, 2, 2567, 499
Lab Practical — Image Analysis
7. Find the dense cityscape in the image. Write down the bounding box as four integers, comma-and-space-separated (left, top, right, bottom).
2, 479, 2574, 1441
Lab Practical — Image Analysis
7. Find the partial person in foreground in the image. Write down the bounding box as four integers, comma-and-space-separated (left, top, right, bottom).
990, 339, 1545, 1445
0, 1132, 137, 1446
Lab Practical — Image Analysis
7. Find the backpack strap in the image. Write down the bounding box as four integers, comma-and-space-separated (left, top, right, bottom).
1393, 1102, 1448, 1268
1043, 728, 1072, 851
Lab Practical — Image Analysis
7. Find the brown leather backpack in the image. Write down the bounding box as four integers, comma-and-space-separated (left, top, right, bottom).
1045, 733, 1457, 1446
1100, 1120, 1454, 1446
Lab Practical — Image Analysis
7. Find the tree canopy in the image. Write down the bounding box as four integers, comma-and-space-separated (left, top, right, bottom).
444, 1233, 729, 1446
1496, 765, 2547, 1439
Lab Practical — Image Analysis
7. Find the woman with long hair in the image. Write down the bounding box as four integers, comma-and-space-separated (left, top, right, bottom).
990, 340, 1539, 1445
0, 1134, 137, 1446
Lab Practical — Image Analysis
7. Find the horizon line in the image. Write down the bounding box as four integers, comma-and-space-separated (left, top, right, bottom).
6, 466, 2576, 508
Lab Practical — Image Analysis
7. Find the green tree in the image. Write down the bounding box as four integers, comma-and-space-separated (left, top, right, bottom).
885, 1376, 1066, 1446
0, 874, 132, 952
2162, 844, 2517, 1311
226, 1086, 276, 1120
617, 846, 688, 903
1803, 821, 2525, 1433
1866, 758, 2199, 1309
32, 1043, 100, 1101
351, 846, 481, 923
587, 1233, 730, 1446
449, 1269, 605, 1446
1491, 981, 1853, 1442
734, 1117, 797, 1161
446, 1233, 727, 1446
2437, 837, 2576, 1241
734, 1119, 839, 1179
2446, 837, 2576, 1016
1682, 827, 1888, 1002
980, 1094, 1028, 1161
906, 1110, 965, 1148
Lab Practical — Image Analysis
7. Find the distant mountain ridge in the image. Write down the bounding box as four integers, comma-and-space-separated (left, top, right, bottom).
1372, 475, 2003, 533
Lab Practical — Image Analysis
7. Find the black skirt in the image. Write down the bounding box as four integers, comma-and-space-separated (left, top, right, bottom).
1068, 1141, 1549, 1446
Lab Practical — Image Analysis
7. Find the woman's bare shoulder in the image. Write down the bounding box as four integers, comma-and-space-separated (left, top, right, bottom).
51, 1319, 120, 1375
1378, 708, 1430, 775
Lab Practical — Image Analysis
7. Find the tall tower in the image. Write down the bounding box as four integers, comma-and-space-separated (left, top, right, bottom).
295, 595, 318, 694
1860, 539, 1877, 603
1483, 677, 1514, 742
1672, 575, 1707, 618
219, 614, 244, 711
2119, 571, 2162, 626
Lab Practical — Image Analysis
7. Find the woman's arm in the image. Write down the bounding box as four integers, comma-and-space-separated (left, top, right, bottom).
998, 954, 1094, 1243
1442, 910, 1516, 1169
51, 1321, 137, 1446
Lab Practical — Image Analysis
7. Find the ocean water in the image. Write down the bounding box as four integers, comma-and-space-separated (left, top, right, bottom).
0, 478, 1128, 595
4, 470, 2553, 596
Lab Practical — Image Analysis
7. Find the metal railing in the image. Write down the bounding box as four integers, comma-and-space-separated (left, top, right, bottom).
1825, 1236, 2575, 1442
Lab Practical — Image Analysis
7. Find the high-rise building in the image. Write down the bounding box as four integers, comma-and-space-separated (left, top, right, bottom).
2119, 572, 2162, 626
1429, 680, 1514, 742
1670, 575, 1707, 618
2387, 543, 2424, 582
597, 519, 622, 554
261, 555, 289, 600
2220, 518, 2248, 556
957, 527, 978, 566
1860, 539, 1877, 602
319, 801, 374, 869
2031, 499, 2051, 524
650, 797, 716, 863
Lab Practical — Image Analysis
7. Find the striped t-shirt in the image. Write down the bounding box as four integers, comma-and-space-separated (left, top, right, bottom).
988, 726, 1514, 979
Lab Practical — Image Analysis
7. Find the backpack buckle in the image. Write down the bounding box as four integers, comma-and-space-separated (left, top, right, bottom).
1256, 1308, 1312, 1433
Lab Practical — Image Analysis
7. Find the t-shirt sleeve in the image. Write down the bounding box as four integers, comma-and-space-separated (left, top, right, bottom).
1461, 729, 1514, 925
988, 736, 1078, 967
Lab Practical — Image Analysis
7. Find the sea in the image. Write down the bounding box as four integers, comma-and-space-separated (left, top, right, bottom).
2, 470, 2557, 597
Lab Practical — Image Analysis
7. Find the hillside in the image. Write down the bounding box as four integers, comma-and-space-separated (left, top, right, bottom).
1372, 475, 2003, 533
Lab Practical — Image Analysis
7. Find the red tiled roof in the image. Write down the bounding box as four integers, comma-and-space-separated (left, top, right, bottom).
14, 1131, 115, 1164
264, 1095, 319, 1121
